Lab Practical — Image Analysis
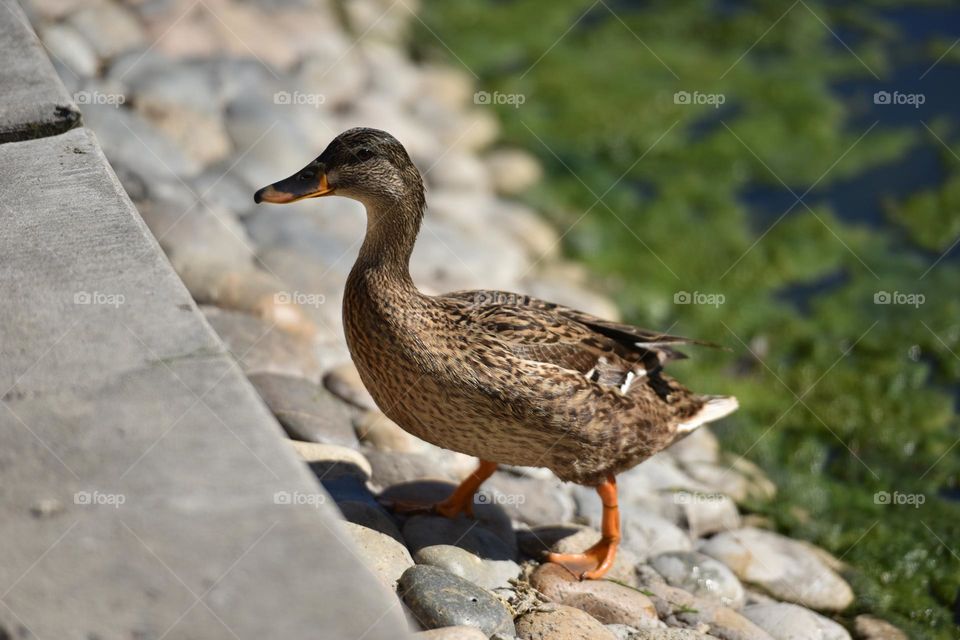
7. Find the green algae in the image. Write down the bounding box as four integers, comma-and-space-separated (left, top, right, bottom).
418, 0, 960, 636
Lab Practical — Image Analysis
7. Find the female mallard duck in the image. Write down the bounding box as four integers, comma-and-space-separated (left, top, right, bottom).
254, 127, 737, 579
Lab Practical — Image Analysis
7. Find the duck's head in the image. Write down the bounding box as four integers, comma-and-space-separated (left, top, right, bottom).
253, 127, 425, 215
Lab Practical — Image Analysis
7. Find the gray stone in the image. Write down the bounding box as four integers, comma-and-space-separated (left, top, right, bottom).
39, 23, 98, 78
608, 628, 709, 640
414, 627, 489, 640
366, 449, 464, 488
403, 515, 517, 562
0, 127, 407, 638
202, 306, 322, 381
81, 102, 200, 179
337, 500, 404, 544
344, 522, 414, 590
699, 528, 854, 611
69, 1, 146, 59
414, 544, 521, 591
482, 471, 575, 527
223, 98, 316, 187
291, 441, 371, 482
324, 361, 379, 410
666, 427, 720, 465
621, 508, 694, 560
355, 410, 428, 453
529, 563, 660, 629
515, 604, 616, 640
399, 565, 516, 637
649, 551, 745, 609
0, 0, 80, 142
248, 372, 357, 446
634, 567, 772, 640
485, 148, 543, 195
742, 603, 851, 640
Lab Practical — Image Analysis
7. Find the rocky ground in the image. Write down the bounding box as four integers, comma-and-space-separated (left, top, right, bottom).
23, 0, 909, 637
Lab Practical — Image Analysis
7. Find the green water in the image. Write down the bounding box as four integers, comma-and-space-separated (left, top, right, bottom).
417, 0, 960, 635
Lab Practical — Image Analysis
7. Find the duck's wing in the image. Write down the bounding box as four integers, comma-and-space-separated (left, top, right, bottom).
441, 290, 705, 395
443, 290, 715, 373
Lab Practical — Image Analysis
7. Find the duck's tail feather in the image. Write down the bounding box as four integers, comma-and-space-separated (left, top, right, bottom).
676, 395, 739, 435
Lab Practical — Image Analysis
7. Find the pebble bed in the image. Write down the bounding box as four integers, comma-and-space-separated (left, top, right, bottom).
23, 0, 909, 637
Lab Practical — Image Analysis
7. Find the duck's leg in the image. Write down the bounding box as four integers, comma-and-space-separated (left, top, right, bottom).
547, 475, 620, 580
381, 459, 498, 518
434, 459, 498, 518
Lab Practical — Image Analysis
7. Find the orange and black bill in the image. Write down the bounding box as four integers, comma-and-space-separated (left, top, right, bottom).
254, 164, 333, 204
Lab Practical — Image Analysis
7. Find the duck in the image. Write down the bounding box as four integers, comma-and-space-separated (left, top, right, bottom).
254, 127, 738, 579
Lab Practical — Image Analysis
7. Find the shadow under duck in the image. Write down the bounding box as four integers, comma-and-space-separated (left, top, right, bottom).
254, 127, 737, 579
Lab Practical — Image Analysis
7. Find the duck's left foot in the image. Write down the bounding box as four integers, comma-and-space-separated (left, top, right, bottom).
378, 459, 498, 519
547, 474, 620, 580
547, 536, 619, 580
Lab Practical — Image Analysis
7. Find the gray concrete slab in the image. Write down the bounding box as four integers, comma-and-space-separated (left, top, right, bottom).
0, 0, 81, 142
0, 127, 410, 639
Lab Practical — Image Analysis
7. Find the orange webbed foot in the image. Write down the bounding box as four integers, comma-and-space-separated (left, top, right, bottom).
547, 474, 620, 580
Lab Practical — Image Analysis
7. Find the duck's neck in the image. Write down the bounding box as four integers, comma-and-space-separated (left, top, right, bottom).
350, 195, 424, 292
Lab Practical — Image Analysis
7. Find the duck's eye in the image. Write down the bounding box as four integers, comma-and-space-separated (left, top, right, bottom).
356, 147, 375, 161
298, 169, 316, 181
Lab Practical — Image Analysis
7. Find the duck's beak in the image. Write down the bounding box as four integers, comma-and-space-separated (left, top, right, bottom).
254, 171, 334, 204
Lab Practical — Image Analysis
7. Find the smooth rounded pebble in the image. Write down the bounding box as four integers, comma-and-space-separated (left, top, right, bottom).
399, 565, 515, 637
249, 372, 357, 446
414, 544, 521, 591
516, 603, 616, 640
324, 362, 378, 410
853, 615, 908, 640
413, 626, 488, 640
344, 522, 413, 589
290, 441, 371, 481
337, 500, 404, 543
649, 551, 745, 608
529, 563, 659, 629
700, 528, 854, 611
742, 603, 851, 640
